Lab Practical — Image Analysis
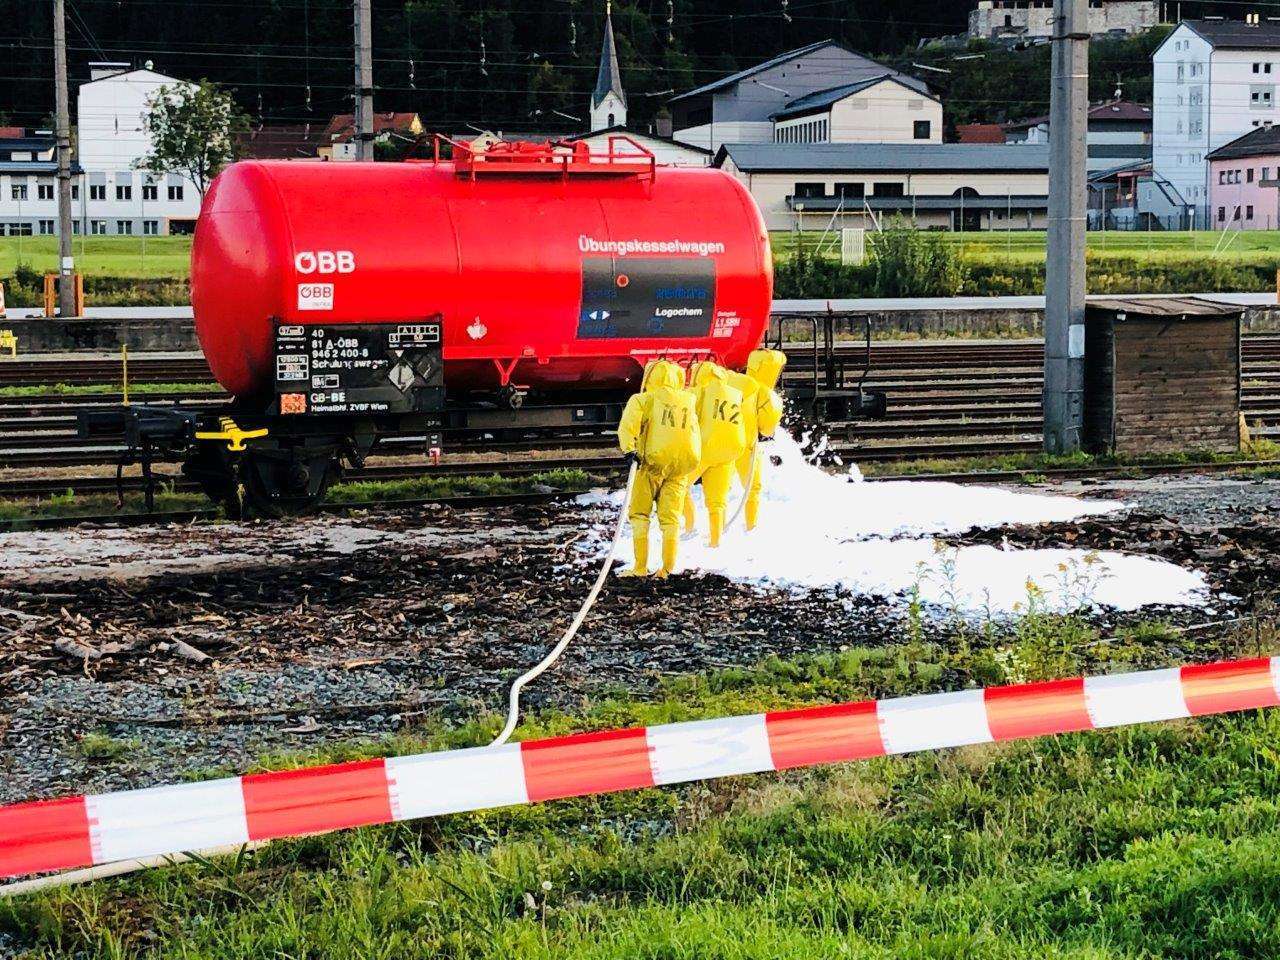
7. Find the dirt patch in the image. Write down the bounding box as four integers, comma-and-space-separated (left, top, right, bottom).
2, 476, 1273, 806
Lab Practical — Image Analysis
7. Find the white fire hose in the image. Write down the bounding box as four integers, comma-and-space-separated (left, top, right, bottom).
490, 461, 638, 747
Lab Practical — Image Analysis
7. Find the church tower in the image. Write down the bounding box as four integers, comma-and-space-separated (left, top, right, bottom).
590, 1, 626, 131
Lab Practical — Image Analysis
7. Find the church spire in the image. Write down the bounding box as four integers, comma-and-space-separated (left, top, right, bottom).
590, 1, 626, 131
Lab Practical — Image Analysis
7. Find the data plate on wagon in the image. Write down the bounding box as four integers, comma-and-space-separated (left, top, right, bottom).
273, 321, 444, 416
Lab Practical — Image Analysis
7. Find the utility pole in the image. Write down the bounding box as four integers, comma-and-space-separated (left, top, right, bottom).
1043, 0, 1088, 454
353, 0, 374, 161
53, 0, 76, 318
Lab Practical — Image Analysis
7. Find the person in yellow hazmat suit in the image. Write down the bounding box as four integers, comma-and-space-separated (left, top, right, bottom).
682, 361, 748, 547
617, 359, 701, 577
732, 348, 787, 531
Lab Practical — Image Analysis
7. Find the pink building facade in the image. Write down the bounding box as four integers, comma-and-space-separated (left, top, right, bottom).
1207, 126, 1280, 230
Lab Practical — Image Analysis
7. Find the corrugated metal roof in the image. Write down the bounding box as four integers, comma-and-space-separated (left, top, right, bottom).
669, 39, 838, 102
670, 39, 927, 104
787, 195, 1047, 212
0, 162, 59, 174
717, 142, 1050, 173
1183, 19, 1280, 49
770, 75, 937, 120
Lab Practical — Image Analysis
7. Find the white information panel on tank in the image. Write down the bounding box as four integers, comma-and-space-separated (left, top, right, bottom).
297, 282, 334, 311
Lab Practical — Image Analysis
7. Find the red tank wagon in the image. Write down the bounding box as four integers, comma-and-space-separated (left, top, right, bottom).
193, 137, 773, 402
81, 139, 774, 516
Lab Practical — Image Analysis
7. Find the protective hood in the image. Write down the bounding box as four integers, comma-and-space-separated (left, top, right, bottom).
642, 359, 686, 393
690, 360, 728, 389
746, 349, 786, 391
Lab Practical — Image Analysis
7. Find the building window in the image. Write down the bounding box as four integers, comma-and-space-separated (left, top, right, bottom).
167, 184, 184, 201
1218, 206, 1226, 222
89, 184, 106, 200
10, 183, 26, 201
913, 120, 931, 140
38, 219, 54, 235
1247, 205, 1255, 219
4, 222, 32, 236
90, 219, 106, 234
37, 182, 53, 200
872, 183, 905, 198
143, 219, 159, 235
1233, 206, 1242, 221
71, 184, 78, 200
116, 219, 133, 235
835, 182, 865, 199
1265, 167, 1273, 181
1248, 168, 1256, 183
116, 185, 132, 201
71, 220, 80, 235
793, 182, 826, 199
142, 181, 158, 201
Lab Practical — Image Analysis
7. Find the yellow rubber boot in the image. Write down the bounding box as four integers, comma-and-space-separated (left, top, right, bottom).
744, 494, 760, 532
683, 493, 696, 534
621, 521, 651, 577
655, 528, 679, 578
708, 508, 724, 548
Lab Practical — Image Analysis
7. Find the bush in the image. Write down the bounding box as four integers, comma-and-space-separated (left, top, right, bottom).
867, 218, 969, 297
772, 243, 876, 299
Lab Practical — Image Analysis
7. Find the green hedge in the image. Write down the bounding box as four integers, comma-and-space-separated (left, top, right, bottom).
1, 270, 189, 307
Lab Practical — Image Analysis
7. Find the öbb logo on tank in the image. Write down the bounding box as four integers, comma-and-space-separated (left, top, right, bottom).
294, 250, 356, 275
297, 282, 334, 311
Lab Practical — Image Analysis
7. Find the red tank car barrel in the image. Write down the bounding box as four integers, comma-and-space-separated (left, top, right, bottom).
191, 138, 774, 401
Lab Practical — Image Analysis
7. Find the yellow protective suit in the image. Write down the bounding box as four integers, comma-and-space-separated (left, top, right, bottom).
681, 361, 748, 547
617, 360, 701, 577
733, 349, 787, 531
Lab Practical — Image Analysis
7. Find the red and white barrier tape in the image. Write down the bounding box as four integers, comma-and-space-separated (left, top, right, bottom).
3, 656, 1279, 882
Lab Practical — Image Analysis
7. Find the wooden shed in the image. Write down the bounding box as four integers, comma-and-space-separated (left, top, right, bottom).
1082, 296, 1242, 456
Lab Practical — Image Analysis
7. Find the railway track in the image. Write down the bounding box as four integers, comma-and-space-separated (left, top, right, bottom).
3, 337, 1279, 501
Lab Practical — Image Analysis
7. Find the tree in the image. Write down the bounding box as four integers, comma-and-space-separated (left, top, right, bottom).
135, 79, 248, 201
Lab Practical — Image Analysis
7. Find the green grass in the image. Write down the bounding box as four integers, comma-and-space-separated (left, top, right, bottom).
0, 236, 190, 280
74, 732, 140, 762
0, 381, 221, 399
327, 467, 598, 504
5, 232, 1276, 289
772, 229, 1280, 267
0, 469, 601, 526
5, 612, 1280, 958
861, 441, 1280, 478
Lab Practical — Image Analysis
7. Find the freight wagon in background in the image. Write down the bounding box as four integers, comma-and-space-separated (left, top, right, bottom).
81, 137, 775, 517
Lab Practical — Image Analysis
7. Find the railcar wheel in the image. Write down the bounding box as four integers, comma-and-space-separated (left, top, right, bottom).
233, 450, 336, 519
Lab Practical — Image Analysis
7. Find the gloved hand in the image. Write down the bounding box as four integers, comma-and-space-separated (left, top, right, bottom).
624, 451, 641, 466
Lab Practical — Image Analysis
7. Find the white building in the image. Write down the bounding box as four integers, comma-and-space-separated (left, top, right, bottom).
669, 40, 932, 154
715, 142, 1050, 232
565, 128, 710, 166
0, 62, 201, 238
1152, 19, 1280, 226
771, 75, 942, 145
1004, 100, 1153, 172
969, 1, 1158, 40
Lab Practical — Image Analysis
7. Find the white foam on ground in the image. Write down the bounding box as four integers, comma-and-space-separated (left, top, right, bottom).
580, 432, 1208, 614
